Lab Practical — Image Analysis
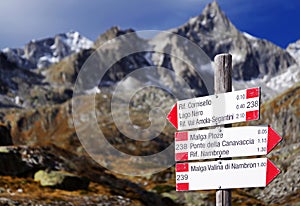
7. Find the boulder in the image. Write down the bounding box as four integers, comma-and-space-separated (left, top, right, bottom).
34, 170, 89, 191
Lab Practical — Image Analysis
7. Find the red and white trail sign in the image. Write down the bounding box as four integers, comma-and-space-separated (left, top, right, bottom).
167, 87, 260, 130
175, 125, 282, 161
175, 158, 280, 191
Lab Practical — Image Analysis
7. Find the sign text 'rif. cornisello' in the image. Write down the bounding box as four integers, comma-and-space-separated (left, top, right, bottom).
175, 125, 282, 161
167, 87, 260, 131
175, 158, 280, 191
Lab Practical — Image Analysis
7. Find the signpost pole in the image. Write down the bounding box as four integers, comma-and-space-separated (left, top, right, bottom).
214, 53, 232, 206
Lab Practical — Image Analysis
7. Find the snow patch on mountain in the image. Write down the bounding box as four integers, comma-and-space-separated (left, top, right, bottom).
243, 32, 257, 40
266, 64, 300, 91
233, 64, 300, 102
287, 39, 300, 64
2, 31, 93, 69
54, 31, 93, 53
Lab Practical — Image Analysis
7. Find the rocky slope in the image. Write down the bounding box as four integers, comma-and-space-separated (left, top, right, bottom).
239, 82, 300, 205
1, 81, 299, 205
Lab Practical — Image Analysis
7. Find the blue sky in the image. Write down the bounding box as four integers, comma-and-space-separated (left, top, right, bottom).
0, 0, 299, 49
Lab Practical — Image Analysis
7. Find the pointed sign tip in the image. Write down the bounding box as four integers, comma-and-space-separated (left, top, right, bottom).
266, 159, 280, 186
267, 126, 283, 153
167, 103, 178, 129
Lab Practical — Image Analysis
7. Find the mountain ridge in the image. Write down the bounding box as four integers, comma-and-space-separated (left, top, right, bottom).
0, 1, 299, 106
1, 31, 93, 69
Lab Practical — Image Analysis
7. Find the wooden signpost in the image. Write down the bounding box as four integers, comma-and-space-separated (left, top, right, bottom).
167, 54, 282, 206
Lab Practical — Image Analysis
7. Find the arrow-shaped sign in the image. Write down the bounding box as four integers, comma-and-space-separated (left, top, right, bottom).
175, 158, 280, 191
175, 125, 282, 161
167, 87, 260, 130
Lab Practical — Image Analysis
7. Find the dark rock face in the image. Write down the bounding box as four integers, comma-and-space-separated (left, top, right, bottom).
0, 147, 32, 176
94, 27, 154, 88
0, 48, 82, 108
0, 124, 13, 146
0, 146, 70, 177
0, 52, 47, 108
44, 48, 95, 85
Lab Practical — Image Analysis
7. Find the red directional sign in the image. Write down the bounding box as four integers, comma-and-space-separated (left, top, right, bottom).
167, 87, 260, 130
175, 158, 280, 191
175, 125, 282, 161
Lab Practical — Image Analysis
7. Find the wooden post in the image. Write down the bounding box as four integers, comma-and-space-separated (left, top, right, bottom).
214, 53, 232, 206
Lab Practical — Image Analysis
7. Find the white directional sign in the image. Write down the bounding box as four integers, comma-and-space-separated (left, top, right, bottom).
175, 125, 282, 161
175, 158, 280, 191
167, 87, 260, 130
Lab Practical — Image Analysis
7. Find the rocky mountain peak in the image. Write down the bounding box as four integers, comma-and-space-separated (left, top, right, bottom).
175, 1, 239, 48
195, 1, 235, 34
2, 31, 93, 69
94, 26, 136, 48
